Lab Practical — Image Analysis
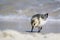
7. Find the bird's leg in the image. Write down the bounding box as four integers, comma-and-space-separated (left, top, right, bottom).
31, 26, 34, 32
38, 27, 42, 33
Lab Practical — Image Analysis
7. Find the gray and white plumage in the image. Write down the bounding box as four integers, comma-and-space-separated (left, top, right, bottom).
31, 13, 48, 32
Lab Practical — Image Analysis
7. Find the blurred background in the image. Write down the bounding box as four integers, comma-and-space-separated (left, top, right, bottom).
0, 0, 60, 33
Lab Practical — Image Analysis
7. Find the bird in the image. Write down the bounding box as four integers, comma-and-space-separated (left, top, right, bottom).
31, 13, 48, 32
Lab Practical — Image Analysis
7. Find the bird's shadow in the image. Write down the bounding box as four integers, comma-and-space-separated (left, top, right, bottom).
26, 31, 38, 33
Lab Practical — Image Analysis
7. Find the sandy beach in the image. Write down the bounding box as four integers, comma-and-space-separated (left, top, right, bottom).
0, 0, 60, 40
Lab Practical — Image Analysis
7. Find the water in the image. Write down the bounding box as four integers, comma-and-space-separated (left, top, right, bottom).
0, 0, 60, 33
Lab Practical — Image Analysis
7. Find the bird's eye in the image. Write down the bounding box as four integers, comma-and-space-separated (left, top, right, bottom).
44, 13, 48, 18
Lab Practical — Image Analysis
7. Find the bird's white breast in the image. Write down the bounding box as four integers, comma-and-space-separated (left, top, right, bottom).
39, 18, 47, 26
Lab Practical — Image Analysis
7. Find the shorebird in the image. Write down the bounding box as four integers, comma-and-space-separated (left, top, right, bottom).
31, 13, 48, 32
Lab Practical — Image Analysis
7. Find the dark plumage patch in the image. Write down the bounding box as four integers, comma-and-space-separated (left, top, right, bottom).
31, 20, 34, 25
